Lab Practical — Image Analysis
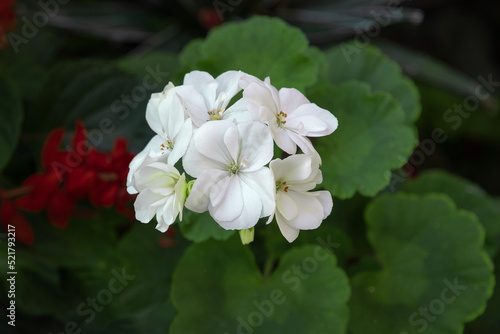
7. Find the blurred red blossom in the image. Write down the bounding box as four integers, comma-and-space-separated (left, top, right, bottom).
0, 192, 34, 246
1, 121, 136, 244
0, 0, 16, 49
197, 7, 222, 30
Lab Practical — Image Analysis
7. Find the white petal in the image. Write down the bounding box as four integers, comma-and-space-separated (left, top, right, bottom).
239, 168, 275, 217
238, 72, 262, 90
136, 162, 179, 196
278, 88, 310, 114
143, 134, 168, 158
243, 81, 279, 120
287, 132, 322, 164
194, 120, 235, 165
223, 98, 252, 123
145, 95, 163, 135
127, 138, 167, 193
134, 188, 164, 223
282, 191, 325, 230
182, 125, 229, 177
223, 124, 240, 163
176, 87, 210, 127
264, 77, 281, 111
156, 195, 176, 232
209, 175, 243, 222
287, 103, 338, 137
316, 190, 333, 219
168, 119, 193, 165
215, 71, 242, 107
271, 126, 297, 155
276, 192, 299, 221
183, 71, 217, 109
270, 154, 312, 183
185, 170, 227, 213
276, 212, 300, 243
161, 93, 186, 139
215, 179, 261, 230
127, 150, 149, 194
237, 121, 273, 172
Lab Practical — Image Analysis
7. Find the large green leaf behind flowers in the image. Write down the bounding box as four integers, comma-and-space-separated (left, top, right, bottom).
349, 193, 494, 334
171, 237, 350, 334
309, 82, 416, 199
325, 43, 421, 124
178, 16, 319, 91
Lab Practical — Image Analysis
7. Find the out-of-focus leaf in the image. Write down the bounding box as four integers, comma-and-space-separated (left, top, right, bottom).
179, 210, 235, 243
350, 193, 494, 334
27, 60, 172, 152
403, 170, 500, 257
117, 51, 178, 82
374, 40, 498, 112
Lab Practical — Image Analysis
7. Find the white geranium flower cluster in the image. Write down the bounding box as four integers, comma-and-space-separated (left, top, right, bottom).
127, 70, 338, 242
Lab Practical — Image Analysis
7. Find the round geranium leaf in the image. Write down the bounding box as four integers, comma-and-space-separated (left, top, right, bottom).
178, 16, 318, 91
403, 170, 500, 257
309, 82, 416, 199
325, 43, 421, 124
349, 193, 494, 334
171, 237, 350, 334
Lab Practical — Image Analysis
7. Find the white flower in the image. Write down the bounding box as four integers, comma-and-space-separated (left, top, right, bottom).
242, 77, 338, 163
133, 162, 188, 232
269, 154, 333, 242
176, 70, 251, 126
127, 82, 193, 194
183, 120, 275, 230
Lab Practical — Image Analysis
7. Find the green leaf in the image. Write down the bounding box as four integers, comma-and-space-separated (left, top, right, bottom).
171, 237, 350, 334
179, 211, 235, 242
117, 51, 178, 80
178, 16, 319, 91
325, 43, 421, 123
0, 50, 48, 101
349, 193, 494, 334
102, 222, 189, 333
403, 170, 500, 257
309, 82, 416, 199
263, 217, 353, 268
464, 250, 500, 333
0, 77, 23, 173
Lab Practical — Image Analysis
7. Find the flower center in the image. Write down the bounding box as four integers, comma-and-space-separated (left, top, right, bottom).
160, 140, 174, 154
228, 159, 247, 175
207, 109, 224, 121
276, 180, 289, 192
276, 111, 287, 127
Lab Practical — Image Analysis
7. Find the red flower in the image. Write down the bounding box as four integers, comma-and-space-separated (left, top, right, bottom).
9, 121, 136, 237
87, 138, 135, 207
14, 123, 87, 228
197, 7, 223, 30
1, 192, 34, 246
0, 0, 16, 49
